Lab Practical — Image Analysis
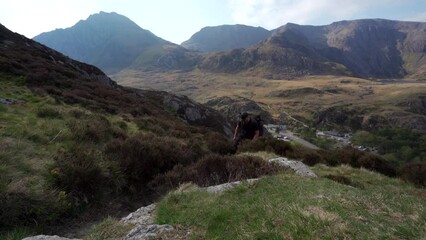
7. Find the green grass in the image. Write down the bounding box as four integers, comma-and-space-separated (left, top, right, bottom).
0, 227, 35, 240
156, 165, 426, 239
0, 76, 131, 234
83, 217, 133, 240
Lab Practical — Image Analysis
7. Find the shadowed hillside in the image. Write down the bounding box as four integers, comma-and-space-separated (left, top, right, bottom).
181, 24, 271, 52
0, 23, 239, 237
34, 14, 426, 79
33, 11, 199, 74
199, 19, 426, 79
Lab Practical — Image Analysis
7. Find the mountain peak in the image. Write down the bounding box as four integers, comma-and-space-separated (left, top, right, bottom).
33, 12, 167, 74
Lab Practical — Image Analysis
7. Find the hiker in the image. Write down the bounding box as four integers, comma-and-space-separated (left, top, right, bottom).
233, 112, 260, 148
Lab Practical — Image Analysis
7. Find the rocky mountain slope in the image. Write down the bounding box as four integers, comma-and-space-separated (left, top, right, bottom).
199, 19, 426, 79
2, 23, 230, 135
33, 11, 199, 74
34, 13, 426, 80
181, 24, 271, 52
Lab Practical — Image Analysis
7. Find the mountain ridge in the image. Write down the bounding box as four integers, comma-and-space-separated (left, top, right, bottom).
181, 24, 271, 52
32, 12, 426, 79
199, 19, 426, 79
33, 11, 172, 74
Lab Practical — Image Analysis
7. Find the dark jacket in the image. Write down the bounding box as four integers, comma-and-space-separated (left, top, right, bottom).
241, 119, 259, 139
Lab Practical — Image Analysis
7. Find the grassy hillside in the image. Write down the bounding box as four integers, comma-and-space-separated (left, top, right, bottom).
156, 164, 426, 239
0, 73, 236, 238
114, 71, 426, 132
2, 73, 425, 239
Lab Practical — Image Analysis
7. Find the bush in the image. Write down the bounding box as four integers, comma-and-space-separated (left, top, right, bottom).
36, 106, 62, 119
400, 163, 426, 187
68, 109, 87, 119
358, 154, 396, 177
318, 148, 397, 177
335, 147, 364, 167
150, 154, 284, 192
205, 132, 235, 155
49, 146, 110, 202
194, 154, 279, 187
301, 151, 322, 166
67, 115, 125, 143
104, 135, 201, 191
0, 191, 71, 229
237, 137, 293, 157
134, 116, 182, 136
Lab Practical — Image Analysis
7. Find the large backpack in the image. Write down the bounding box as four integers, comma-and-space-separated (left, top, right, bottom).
254, 115, 264, 136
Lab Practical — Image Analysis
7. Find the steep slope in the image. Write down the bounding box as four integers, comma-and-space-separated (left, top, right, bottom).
2, 23, 231, 135
1, 23, 238, 236
199, 19, 426, 79
33, 11, 199, 74
181, 24, 271, 52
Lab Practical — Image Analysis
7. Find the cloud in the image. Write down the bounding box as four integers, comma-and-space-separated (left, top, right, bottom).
405, 12, 426, 22
0, 0, 102, 38
228, 0, 408, 29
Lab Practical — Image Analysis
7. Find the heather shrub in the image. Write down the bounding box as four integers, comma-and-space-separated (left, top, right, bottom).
104, 135, 200, 191
0, 191, 71, 229
400, 162, 426, 187
67, 114, 124, 143
205, 132, 235, 155
135, 116, 171, 135
301, 151, 322, 166
68, 109, 87, 119
150, 154, 284, 192
237, 137, 292, 156
320, 150, 340, 166
358, 154, 397, 177
36, 106, 62, 119
48, 146, 109, 202
319, 148, 397, 177
335, 147, 364, 167
193, 154, 279, 187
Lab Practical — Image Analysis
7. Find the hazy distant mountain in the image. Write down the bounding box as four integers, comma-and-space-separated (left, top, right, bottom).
181, 24, 271, 52
199, 19, 426, 79
33, 11, 198, 74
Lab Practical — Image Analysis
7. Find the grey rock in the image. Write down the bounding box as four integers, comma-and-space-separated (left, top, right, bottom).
161, 93, 233, 137
121, 204, 176, 239
0, 98, 25, 104
204, 178, 259, 193
126, 224, 174, 239
121, 204, 156, 226
22, 235, 80, 240
269, 157, 317, 177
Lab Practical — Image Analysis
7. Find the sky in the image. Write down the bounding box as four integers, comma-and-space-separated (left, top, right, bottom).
1, 0, 426, 44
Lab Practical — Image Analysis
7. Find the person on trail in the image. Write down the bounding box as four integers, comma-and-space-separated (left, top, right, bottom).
233, 112, 260, 148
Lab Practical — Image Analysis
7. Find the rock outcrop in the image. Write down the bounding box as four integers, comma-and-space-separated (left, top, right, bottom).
22, 235, 80, 240
121, 204, 176, 239
199, 19, 426, 79
269, 157, 318, 177
161, 92, 234, 136
0, 98, 25, 104
205, 95, 273, 124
